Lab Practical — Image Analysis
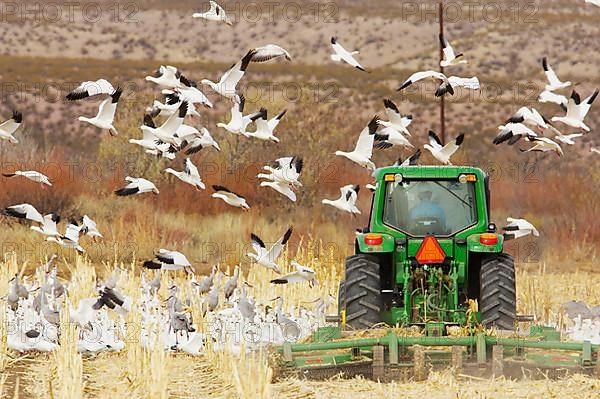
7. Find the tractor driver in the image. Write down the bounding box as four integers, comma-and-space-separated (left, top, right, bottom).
409, 190, 447, 233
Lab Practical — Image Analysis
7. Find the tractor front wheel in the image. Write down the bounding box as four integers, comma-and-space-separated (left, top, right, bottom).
343, 254, 382, 329
480, 253, 517, 330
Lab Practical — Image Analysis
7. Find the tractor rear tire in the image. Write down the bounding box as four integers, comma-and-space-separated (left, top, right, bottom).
338, 280, 345, 315
480, 253, 517, 330
343, 254, 382, 329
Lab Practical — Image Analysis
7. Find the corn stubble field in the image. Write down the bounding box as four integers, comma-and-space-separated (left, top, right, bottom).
0, 0, 599, 398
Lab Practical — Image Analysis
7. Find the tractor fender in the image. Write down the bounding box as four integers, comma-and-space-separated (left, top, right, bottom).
355, 233, 396, 253
467, 234, 504, 253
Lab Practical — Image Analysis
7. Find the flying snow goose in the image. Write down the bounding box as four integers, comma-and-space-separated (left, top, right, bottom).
394, 149, 422, 167
553, 132, 584, 146
551, 90, 598, 131
374, 127, 414, 149
424, 130, 464, 165
78, 88, 122, 136
66, 79, 115, 101
270, 261, 317, 287
211, 185, 250, 210
141, 101, 188, 149
201, 50, 256, 99
591, 147, 600, 155
244, 108, 286, 142
216, 95, 263, 135
586, 0, 600, 6
538, 90, 568, 107
335, 115, 379, 171
519, 136, 564, 157
147, 93, 201, 118
259, 181, 296, 202
179, 127, 221, 154
251, 44, 292, 62
397, 71, 480, 97
322, 184, 361, 216
162, 79, 213, 108
30, 213, 61, 237
502, 217, 539, 240
330, 37, 366, 72
439, 33, 467, 67
542, 57, 571, 91
129, 128, 174, 155
507, 107, 549, 129
2, 203, 44, 223
80, 215, 102, 241
247, 227, 293, 274
0, 110, 22, 144
144, 249, 194, 274
257, 156, 303, 188
379, 99, 412, 136
192, 1, 233, 25
145, 65, 187, 89
115, 177, 159, 196
164, 158, 205, 190
2, 170, 52, 187
47, 220, 85, 254
493, 123, 538, 145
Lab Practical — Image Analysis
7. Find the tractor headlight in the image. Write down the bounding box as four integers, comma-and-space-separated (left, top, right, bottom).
458, 174, 468, 184
394, 173, 403, 183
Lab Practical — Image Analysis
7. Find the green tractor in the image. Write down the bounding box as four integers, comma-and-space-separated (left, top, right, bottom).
339, 165, 516, 332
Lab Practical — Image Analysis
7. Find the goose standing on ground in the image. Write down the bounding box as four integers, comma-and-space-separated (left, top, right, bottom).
80, 215, 103, 241
259, 181, 296, 202
192, 1, 233, 25
0, 110, 22, 144
78, 88, 122, 136
503, 217, 539, 240
552, 90, 598, 131
164, 158, 205, 190
30, 213, 61, 238
247, 227, 293, 274
379, 99, 412, 136
322, 184, 361, 216
493, 123, 537, 145
179, 127, 221, 154
2, 203, 44, 223
66, 79, 115, 101
335, 115, 379, 171
3, 170, 52, 187
47, 220, 85, 254
211, 185, 250, 210
201, 50, 256, 99
144, 249, 194, 274
270, 261, 317, 287
244, 108, 286, 142
330, 37, 366, 72
141, 101, 189, 150
145, 65, 187, 89
542, 57, 571, 91
217, 95, 263, 135
397, 71, 480, 97
520, 136, 564, 157
424, 130, 464, 165
439, 33, 467, 67
257, 156, 303, 189
115, 177, 159, 196
250, 44, 292, 62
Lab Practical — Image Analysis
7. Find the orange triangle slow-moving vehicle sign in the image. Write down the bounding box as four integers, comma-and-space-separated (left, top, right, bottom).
415, 236, 446, 264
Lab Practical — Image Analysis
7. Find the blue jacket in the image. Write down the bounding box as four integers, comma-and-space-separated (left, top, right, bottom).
410, 200, 446, 228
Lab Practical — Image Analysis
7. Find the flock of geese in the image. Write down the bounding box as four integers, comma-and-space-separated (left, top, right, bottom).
1, 1, 598, 353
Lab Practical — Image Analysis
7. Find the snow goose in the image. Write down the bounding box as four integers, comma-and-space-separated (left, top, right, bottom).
2, 170, 52, 187
551, 90, 598, 131
507, 107, 549, 129
493, 122, 537, 145
80, 215, 103, 241
330, 37, 366, 72
335, 115, 379, 171
66, 79, 115, 101
162, 78, 213, 108
322, 184, 361, 216
591, 147, 600, 155
379, 99, 412, 136
2, 203, 44, 223
164, 158, 205, 190
216, 95, 264, 135
270, 261, 317, 287
129, 129, 175, 159
374, 127, 414, 149
192, 1, 233, 25
30, 213, 61, 238
439, 33, 467, 67
47, 220, 85, 254
424, 130, 464, 165
147, 93, 201, 118
78, 87, 122, 136
251, 44, 292, 62
260, 181, 296, 202
141, 101, 188, 150
0, 110, 22, 144
542, 57, 571, 91
585, 0, 600, 6
538, 90, 567, 107
519, 135, 564, 157
244, 108, 286, 142
211, 185, 250, 210
144, 249, 194, 274
201, 50, 256, 99
257, 156, 303, 188
247, 227, 293, 274
397, 71, 480, 97
502, 217, 539, 240
553, 132, 584, 146
115, 176, 159, 196
178, 127, 221, 154
394, 149, 422, 167
145, 65, 186, 89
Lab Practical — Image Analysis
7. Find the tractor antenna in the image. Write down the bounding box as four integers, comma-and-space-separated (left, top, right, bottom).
438, 0, 446, 145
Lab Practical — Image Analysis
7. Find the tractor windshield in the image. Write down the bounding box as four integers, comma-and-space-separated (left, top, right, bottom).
382, 179, 477, 236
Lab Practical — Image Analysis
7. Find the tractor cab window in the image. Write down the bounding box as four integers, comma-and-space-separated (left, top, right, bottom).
383, 179, 477, 236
